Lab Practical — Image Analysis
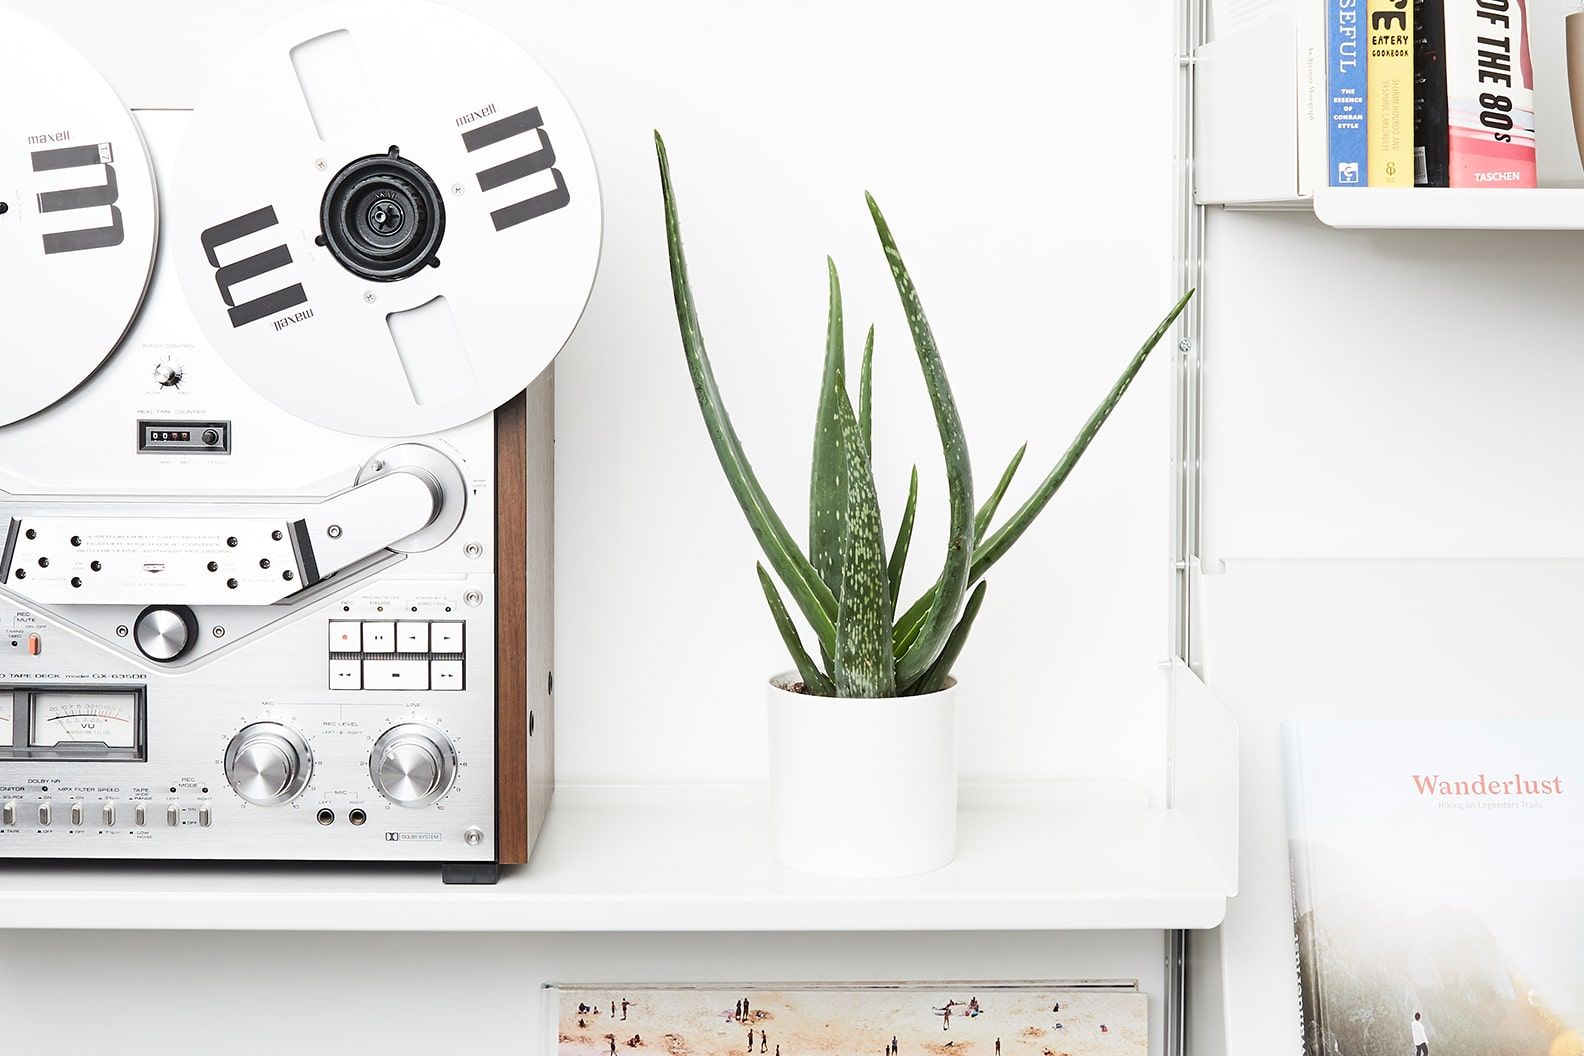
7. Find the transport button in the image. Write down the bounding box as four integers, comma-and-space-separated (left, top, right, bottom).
361, 621, 396, 653
329, 658, 362, 690
431, 659, 464, 690
397, 622, 429, 652
328, 621, 361, 652
430, 622, 464, 652
363, 659, 430, 691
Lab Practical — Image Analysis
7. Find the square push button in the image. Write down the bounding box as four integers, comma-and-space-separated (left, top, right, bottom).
329, 659, 362, 690
431, 622, 464, 653
364, 659, 429, 690
362, 622, 396, 653
328, 621, 361, 652
397, 622, 429, 653
431, 659, 464, 690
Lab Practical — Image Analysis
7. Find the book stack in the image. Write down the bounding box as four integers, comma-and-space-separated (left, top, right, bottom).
1327, 0, 1537, 187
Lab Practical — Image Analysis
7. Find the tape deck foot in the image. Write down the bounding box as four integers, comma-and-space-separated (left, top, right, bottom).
441, 862, 502, 886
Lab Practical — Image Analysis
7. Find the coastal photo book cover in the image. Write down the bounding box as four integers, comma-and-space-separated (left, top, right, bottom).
548, 984, 1146, 1056
1284, 719, 1584, 1056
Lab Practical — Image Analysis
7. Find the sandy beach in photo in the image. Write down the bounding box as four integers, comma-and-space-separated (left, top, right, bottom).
556, 986, 1145, 1056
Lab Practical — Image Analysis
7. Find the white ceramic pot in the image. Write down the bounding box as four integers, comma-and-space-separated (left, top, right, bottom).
766, 672, 957, 878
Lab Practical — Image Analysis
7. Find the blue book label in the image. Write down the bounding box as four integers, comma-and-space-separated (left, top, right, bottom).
1327, 0, 1367, 186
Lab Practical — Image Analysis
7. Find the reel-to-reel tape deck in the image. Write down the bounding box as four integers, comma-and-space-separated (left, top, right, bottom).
0, 0, 600, 882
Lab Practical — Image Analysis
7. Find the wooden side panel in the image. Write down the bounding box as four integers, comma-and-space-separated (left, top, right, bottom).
494, 367, 556, 866
495, 389, 529, 864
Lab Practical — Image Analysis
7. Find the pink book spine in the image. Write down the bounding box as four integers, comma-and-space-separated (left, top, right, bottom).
1445, 0, 1536, 187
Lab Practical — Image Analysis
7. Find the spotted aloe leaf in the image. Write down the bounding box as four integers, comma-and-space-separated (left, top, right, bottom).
808, 259, 847, 600
756, 564, 836, 696
858, 325, 875, 458
905, 580, 986, 696
887, 465, 918, 619
976, 444, 1027, 544
833, 390, 894, 697
657, 132, 838, 657
892, 289, 1195, 656
867, 193, 974, 686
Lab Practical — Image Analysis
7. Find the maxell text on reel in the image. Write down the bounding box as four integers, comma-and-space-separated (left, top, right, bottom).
0, 0, 596, 882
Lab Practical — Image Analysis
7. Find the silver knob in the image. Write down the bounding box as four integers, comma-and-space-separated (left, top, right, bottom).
370, 723, 457, 808
134, 605, 198, 663
224, 722, 312, 806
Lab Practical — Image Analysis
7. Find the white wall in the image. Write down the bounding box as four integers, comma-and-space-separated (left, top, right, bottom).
0, 0, 1183, 1048
1198, 205, 1584, 1056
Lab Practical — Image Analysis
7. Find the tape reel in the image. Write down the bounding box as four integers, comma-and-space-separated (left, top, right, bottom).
171, 0, 602, 437
0, 8, 158, 428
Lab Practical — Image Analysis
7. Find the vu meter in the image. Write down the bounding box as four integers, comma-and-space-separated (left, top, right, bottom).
1, 688, 146, 761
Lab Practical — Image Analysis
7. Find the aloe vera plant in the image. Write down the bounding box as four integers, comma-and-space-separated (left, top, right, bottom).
656, 132, 1193, 698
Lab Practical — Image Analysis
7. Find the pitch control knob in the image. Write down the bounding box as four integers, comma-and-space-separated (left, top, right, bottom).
369, 723, 457, 808
224, 722, 313, 806
134, 604, 198, 663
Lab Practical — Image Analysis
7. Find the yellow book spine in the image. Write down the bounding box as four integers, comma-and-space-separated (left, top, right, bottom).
1366, 0, 1414, 186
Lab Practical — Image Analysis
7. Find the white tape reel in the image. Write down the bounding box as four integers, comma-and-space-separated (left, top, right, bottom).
0, 9, 158, 428
172, 0, 601, 437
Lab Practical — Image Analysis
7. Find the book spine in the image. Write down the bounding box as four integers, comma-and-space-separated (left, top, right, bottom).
1367, 0, 1415, 186
1414, 0, 1450, 185
1328, 0, 1368, 186
1300, 0, 1327, 195
1446, 0, 1537, 187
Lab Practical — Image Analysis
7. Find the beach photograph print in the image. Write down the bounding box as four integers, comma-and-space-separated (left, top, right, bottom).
555, 985, 1145, 1056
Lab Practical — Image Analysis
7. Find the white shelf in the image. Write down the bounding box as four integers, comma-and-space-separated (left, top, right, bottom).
0, 665, 1235, 932
1313, 187, 1584, 230
0, 787, 1228, 933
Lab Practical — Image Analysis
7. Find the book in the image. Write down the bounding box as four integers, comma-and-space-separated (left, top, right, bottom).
1367, 0, 1414, 186
1284, 719, 1584, 1056
549, 984, 1147, 1056
1413, 0, 1449, 185
1328, 0, 1368, 186
1445, 0, 1537, 186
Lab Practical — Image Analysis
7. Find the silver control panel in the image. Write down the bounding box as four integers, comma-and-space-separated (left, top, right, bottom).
0, 579, 497, 863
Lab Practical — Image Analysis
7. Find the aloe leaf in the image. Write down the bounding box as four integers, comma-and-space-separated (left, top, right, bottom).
867, 193, 974, 686
756, 564, 836, 696
973, 288, 1193, 574
905, 580, 987, 696
657, 133, 838, 656
808, 258, 847, 598
893, 289, 1195, 656
833, 391, 895, 697
858, 325, 875, 458
975, 443, 1027, 545
887, 465, 918, 619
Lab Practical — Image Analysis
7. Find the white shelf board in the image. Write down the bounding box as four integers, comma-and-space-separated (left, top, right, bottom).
0, 782, 1232, 933
1313, 187, 1584, 230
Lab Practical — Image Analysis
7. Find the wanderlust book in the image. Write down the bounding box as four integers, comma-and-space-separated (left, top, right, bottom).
1445, 0, 1536, 186
1284, 719, 1584, 1056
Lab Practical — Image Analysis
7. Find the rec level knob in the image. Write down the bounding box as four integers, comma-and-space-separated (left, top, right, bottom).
224, 722, 313, 806
370, 723, 457, 808
134, 604, 198, 663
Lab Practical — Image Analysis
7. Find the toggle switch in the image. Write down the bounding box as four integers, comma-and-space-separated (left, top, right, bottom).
26, 633, 39, 656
